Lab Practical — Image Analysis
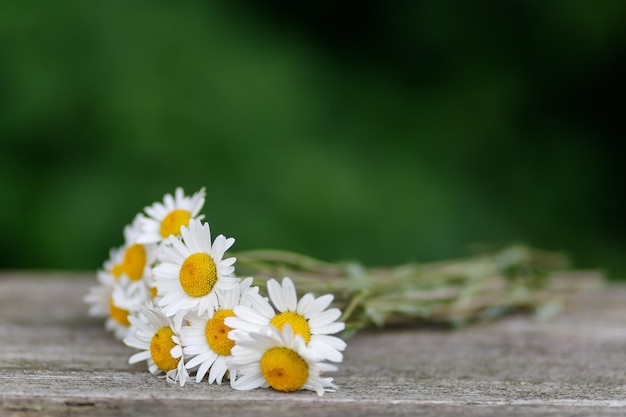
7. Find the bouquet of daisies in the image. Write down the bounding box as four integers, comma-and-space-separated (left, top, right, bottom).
86, 187, 601, 396
85, 188, 344, 395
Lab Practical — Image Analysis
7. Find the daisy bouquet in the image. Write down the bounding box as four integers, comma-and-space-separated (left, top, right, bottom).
85, 187, 342, 395
85, 187, 602, 394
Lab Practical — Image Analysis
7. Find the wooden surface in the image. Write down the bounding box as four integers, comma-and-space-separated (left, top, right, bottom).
1, 271, 625, 416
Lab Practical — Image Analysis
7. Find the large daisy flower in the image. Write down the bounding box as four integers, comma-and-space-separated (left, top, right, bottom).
226, 277, 346, 362
181, 278, 258, 384
153, 219, 240, 318
137, 187, 206, 244
229, 324, 337, 396
123, 304, 189, 386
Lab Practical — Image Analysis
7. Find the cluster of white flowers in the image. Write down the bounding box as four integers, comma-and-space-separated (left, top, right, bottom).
85, 187, 345, 395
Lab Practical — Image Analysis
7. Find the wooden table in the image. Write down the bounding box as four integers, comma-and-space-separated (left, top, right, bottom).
1, 272, 625, 416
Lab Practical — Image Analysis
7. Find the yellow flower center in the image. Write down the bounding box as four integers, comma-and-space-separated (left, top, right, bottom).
108, 297, 130, 326
205, 309, 236, 356
150, 327, 180, 372
179, 253, 217, 297
149, 286, 158, 299
111, 263, 124, 279
123, 244, 146, 281
270, 312, 311, 343
159, 209, 191, 238
260, 347, 309, 392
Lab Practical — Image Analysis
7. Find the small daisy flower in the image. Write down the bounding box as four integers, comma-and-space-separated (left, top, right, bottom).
226, 277, 347, 362
95, 214, 157, 302
112, 214, 159, 298
102, 246, 125, 280
181, 278, 258, 384
119, 214, 158, 281
153, 219, 240, 318
106, 281, 144, 340
85, 270, 141, 340
124, 304, 189, 386
84, 269, 117, 318
137, 187, 206, 244
144, 272, 159, 300
229, 324, 337, 396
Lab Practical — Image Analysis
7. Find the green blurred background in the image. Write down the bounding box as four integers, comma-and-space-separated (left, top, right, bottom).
1, 1, 624, 277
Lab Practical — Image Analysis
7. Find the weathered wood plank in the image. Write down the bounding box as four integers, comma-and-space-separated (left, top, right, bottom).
1, 272, 625, 416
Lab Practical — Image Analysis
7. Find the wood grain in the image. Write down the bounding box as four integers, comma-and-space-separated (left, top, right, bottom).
1, 272, 625, 416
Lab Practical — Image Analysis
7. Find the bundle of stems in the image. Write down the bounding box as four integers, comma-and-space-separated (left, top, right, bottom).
235, 245, 603, 335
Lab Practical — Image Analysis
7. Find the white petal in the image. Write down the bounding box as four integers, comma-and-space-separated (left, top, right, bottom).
248, 292, 275, 318
232, 372, 266, 391
296, 293, 315, 316
308, 308, 342, 328
210, 235, 228, 260
221, 257, 236, 267
129, 350, 151, 364
317, 362, 339, 373
309, 294, 334, 314
267, 279, 286, 312
199, 221, 212, 251
169, 236, 190, 259
208, 356, 228, 384
163, 192, 175, 210
181, 224, 200, 253
313, 322, 345, 335
195, 357, 212, 382
231, 306, 271, 326
311, 334, 347, 351
281, 277, 298, 311
153, 262, 180, 279
227, 321, 263, 337
185, 352, 209, 369
308, 339, 343, 362
170, 345, 183, 359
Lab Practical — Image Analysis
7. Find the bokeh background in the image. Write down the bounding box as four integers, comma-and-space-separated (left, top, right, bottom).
1, 1, 624, 277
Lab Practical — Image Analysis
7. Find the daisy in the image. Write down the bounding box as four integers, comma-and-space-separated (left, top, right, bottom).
181, 278, 258, 384
105, 214, 159, 300
137, 187, 206, 244
84, 269, 117, 318
119, 214, 158, 282
106, 280, 145, 340
102, 245, 125, 280
226, 277, 347, 362
94, 214, 157, 301
153, 219, 240, 318
124, 304, 189, 386
85, 269, 144, 340
229, 324, 337, 396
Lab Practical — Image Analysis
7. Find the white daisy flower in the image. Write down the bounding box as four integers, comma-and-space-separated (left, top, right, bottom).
226, 277, 347, 362
119, 214, 158, 281
94, 214, 157, 302
102, 245, 125, 280
144, 271, 159, 300
84, 269, 117, 318
181, 278, 258, 384
137, 187, 206, 244
85, 269, 144, 340
106, 281, 144, 340
153, 219, 240, 318
123, 304, 189, 386
229, 324, 337, 396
